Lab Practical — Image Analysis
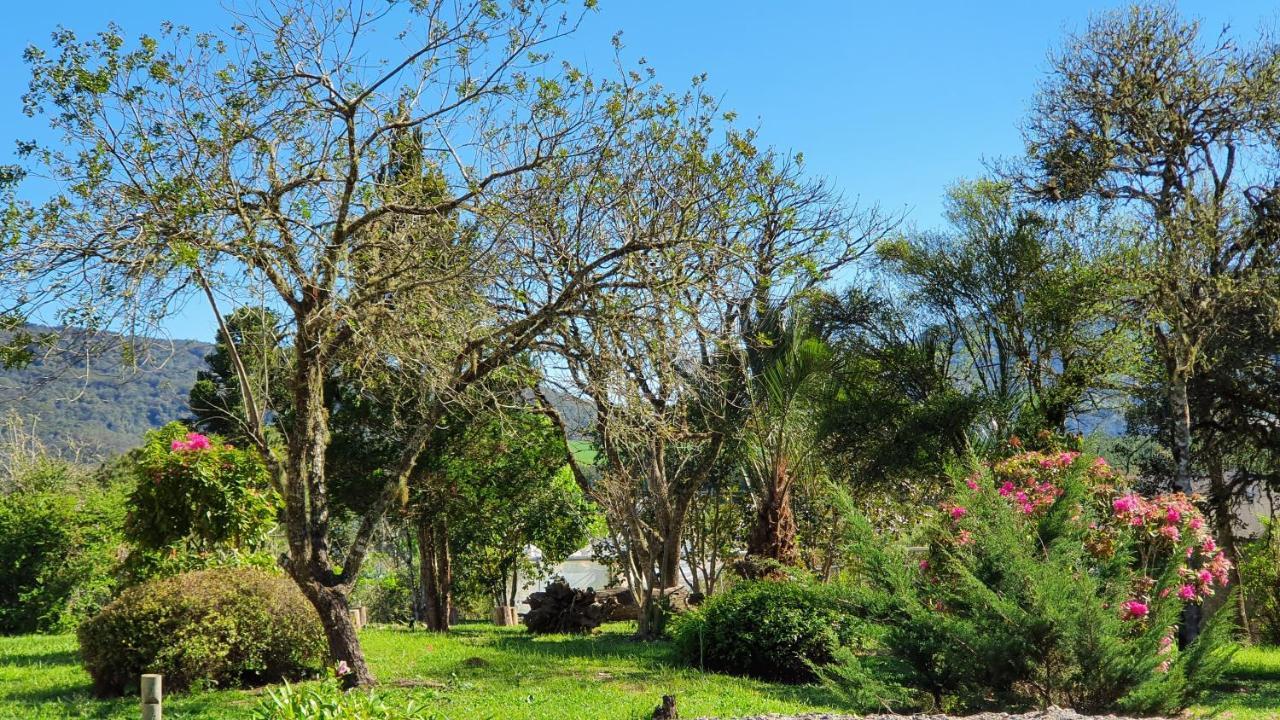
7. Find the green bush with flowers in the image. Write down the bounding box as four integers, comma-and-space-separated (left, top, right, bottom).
835, 448, 1236, 713
124, 422, 277, 558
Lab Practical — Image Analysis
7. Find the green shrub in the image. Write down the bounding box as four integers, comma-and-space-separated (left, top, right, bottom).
354, 570, 414, 625
78, 567, 325, 696
838, 451, 1237, 713
1240, 522, 1280, 644
0, 476, 126, 633
125, 423, 277, 554
670, 579, 862, 682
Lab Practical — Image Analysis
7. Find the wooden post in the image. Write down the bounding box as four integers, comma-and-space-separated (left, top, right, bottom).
349, 609, 362, 631
358, 606, 368, 628
141, 674, 162, 720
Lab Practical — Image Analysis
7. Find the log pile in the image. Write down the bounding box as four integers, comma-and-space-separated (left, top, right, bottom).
597, 587, 639, 621
523, 582, 701, 633
522, 580, 610, 634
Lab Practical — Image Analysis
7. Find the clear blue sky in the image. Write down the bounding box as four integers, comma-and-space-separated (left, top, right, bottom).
2, 1, 1276, 341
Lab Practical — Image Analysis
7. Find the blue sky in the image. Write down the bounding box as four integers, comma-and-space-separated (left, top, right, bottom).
2, 1, 1276, 341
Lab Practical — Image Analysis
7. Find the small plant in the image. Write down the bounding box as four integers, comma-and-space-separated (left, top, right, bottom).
670, 578, 863, 683
78, 567, 325, 696
251, 665, 436, 720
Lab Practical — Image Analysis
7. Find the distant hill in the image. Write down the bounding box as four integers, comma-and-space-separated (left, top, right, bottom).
0, 327, 211, 460
0, 328, 599, 461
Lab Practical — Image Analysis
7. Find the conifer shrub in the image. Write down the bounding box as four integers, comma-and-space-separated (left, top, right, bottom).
836, 450, 1237, 713
670, 578, 864, 682
78, 567, 325, 696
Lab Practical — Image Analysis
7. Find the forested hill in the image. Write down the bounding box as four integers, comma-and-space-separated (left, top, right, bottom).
0, 327, 211, 460
0, 327, 600, 460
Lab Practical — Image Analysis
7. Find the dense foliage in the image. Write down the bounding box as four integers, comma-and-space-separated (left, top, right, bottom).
78, 567, 325, 696
124, 423, 277, 554
841, 450, 1236, 712
671, 579, 862, 683
0, 463, 126, 633
1240, 524, 1280, 645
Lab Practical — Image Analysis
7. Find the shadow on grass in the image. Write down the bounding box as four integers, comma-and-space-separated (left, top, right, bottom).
489, 628, 680, 669
0, 648, 80, 668
480, 627, 849, 711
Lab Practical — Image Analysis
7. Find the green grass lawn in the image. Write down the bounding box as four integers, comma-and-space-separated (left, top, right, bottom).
3, 624, 1278, 719
1188, 645, 1280, 720
0, 623, 843, 719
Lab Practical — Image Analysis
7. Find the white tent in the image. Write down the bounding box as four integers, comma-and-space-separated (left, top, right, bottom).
511, 544, 615, 608
511, 543, 700, 610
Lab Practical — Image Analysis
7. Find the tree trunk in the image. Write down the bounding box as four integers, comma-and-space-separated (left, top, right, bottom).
1169, 373, 1194, 493
278, 343, 376, 685
1207, 450, 1251, 642
417, 513, 452, 632
1168, 371, 1201, 644
747, 460, 798, 568
296, 579, 372, 687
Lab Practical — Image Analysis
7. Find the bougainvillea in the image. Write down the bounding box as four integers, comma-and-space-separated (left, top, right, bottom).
125, 423, 277, 554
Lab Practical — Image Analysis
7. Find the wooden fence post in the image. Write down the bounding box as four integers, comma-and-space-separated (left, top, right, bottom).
141, 674, 162, 720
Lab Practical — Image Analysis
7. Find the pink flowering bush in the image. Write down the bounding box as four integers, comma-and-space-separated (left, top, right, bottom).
124, 422, 277, 557
838, 449, 1237, 713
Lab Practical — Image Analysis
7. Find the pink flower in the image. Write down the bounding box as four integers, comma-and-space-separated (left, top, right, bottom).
918, 559, 930, 571
1197, 569, 1213, 586
1189, 517, 1204, 531
1159, 525, 1181, 543
335, 660, 351, 677
171, 432, 213, 452
950, 506, 968, 520
999, 481, 1015, 497
1015, 491, 1029, 503
1113, 494, 1140, 515
1178, 584, 1198, 601
1166, 507, 1182, 524
965, 477, 980, 491
1201, 537, 1217, 553
1157, 660, 1171, 674
956, 529, 973, 547
1120, 600, 1149, 620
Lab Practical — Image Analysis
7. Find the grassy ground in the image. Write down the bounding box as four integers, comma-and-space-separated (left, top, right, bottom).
1188, 645, 1280, 720
0, 623, 843, 719
2, 625, 1278, 719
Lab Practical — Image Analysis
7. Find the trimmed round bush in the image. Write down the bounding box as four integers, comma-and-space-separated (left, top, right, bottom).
670, 579, 859, 682
78, 567, 326, 696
